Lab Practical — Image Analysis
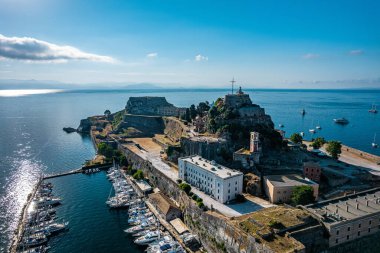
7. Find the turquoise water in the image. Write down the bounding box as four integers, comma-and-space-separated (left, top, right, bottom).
0, 89, 379, 251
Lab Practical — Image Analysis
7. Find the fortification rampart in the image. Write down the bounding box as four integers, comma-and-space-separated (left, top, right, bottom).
118, 142, 274, 253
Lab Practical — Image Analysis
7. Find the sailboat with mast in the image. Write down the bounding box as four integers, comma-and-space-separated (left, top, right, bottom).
369, 104, 378, 113
372, 133, 378, 148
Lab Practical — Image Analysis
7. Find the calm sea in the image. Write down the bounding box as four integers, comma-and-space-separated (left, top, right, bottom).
0, 88, 379, 252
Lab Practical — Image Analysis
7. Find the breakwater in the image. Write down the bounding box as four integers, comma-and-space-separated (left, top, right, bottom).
9, 178, 43, 253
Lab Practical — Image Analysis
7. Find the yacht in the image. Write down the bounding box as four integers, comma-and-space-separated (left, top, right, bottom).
315, 121, 322, 130
19, 236, 48, 248
333, 118, 349, 125
309, 119, 316, 133
35, 197, 61, 208
134, 230, 162, 245
125, 223, 152, 234
369, 104, 378, 113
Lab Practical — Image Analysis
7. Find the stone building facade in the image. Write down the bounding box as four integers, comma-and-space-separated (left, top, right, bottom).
178, 155, 243, 203
303, 188, 380, 248
264, 174, 319, 204
303, 162, 322, 182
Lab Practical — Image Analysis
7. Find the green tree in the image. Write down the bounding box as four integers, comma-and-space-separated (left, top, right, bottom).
104, 109, 111, 118
326, 140, 342, 159
97, 143, 114, 158
133, 169, 144, 180
185, 108, 191, 122
197, 102, 210, 116
189, 104, 197, 119
208, 106, 218, 119
290, 133, 303, 144
179, 182, 192, 195
311, 137, 326, 149
291, 185, 315, 205
119, 155, 128, 166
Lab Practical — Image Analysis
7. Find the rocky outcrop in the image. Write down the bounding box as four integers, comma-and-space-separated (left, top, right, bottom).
77, 118, 92, 133
125, 96, 186, 117
63, 127, 77, 133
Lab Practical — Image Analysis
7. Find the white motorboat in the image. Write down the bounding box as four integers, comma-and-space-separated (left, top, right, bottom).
125, 221, 157, 234
279, 123, 284, 128
19, 236, 47, 248
300, 132, 304, 137
34, 197, 61, 208
134, 230, 162, 245
309, 129, 316, 134
372, 133, 378, 148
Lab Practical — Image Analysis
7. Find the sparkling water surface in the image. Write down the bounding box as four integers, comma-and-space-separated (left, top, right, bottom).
0, 89, 379, 252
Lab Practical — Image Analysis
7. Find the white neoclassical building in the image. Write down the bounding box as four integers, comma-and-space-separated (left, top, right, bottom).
178, 155, 243, 204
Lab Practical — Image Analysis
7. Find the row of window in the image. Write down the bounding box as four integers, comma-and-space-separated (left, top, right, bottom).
335, 227, 377, 244
336, 219, 376, 235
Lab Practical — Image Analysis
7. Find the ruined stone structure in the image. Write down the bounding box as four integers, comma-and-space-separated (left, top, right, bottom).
116, 114, 165, 137
125, 96, 186, 117
180, 136, 228, 162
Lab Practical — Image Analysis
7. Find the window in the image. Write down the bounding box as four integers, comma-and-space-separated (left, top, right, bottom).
336, 230, 339, 235
358, 231, 361, 236
369, 220, 372, 225
348, 227, 350, 231
359, 224, 361, 228
368, 228, 371, 233
347, 235, 349, 240
335, 239, 338, 244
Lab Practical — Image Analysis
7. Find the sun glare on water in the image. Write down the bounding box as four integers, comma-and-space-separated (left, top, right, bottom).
0, 89, 63, 97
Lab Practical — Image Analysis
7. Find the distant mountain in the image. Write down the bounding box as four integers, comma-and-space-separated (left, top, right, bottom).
123, 83, 162, 90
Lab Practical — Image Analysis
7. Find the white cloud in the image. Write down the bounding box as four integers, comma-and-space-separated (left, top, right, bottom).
146, 52, 158, 58
302, 53, 319, 59
0, 34, 115, 63
349, 49, 364, 55
195, 54, 208, 62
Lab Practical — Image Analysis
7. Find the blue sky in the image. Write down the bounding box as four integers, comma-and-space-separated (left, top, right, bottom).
0, 0, 379, 88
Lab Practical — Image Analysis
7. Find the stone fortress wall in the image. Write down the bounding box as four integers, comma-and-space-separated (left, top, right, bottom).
125, 96, 186, 117
118, 142, 275, 253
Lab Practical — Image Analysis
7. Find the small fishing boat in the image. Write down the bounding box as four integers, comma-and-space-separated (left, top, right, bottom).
279, 124, 284, 128
369, 104, 378, 113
